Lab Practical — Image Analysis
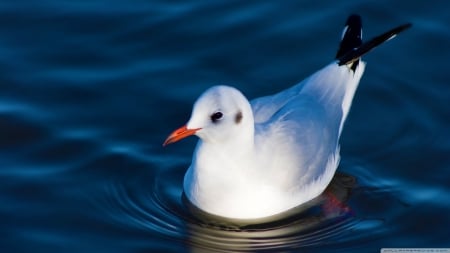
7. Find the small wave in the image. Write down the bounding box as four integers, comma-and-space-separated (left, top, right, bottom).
94, 164, 391, 252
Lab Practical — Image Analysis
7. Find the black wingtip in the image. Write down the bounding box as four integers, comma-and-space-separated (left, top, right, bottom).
338, 22, 412, 66
336, 14, 363, 72
336, 14, 362, 59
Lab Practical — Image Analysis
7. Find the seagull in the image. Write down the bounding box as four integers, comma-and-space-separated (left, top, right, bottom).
163, 14, 411, 219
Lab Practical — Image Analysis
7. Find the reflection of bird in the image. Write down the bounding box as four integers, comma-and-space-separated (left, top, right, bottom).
164, 15, 411, 219
183, 173, 357, 253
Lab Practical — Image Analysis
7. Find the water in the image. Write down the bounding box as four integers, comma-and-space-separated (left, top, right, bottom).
1, 1, 449, 252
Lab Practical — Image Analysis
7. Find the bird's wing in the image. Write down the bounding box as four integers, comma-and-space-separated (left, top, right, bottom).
252, 62, 364, 132
252, 62, 364, 188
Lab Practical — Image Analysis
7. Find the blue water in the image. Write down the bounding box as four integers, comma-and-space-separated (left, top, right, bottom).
1, 1, 449, 252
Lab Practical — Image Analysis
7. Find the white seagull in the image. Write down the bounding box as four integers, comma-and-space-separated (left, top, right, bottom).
164, 15, 411, 219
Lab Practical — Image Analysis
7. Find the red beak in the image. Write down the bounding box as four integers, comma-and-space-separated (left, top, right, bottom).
163, 125, 201, 146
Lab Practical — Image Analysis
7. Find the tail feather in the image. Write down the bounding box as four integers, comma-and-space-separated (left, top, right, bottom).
337, 16, 412, 67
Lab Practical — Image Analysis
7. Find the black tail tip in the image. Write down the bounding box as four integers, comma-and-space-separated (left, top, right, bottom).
346, 14, 362, 29
337, 18, 412, 67
336, 14, 363, 71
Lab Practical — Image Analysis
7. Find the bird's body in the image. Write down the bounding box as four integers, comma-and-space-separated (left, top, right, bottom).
164, 15, 411, 219
183, 63, 364, 219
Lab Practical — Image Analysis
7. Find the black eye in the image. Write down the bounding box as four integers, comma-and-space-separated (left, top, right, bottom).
210, 111, 223, 123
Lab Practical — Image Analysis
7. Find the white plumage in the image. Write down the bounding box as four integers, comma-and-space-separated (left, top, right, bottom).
164, 15, 410, 219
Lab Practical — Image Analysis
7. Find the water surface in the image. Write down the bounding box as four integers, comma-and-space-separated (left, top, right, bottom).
1, 1, 449, 252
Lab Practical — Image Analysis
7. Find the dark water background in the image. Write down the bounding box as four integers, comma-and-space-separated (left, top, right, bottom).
1, 1, 449, 252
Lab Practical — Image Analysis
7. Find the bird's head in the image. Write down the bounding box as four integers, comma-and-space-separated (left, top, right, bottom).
163, 85, 254, 146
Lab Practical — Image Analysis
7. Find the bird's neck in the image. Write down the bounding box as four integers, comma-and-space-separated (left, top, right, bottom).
196, 126, 255, 167
184, 106, 257, 210
190, 119, 256, 188
185, 133, 255, 209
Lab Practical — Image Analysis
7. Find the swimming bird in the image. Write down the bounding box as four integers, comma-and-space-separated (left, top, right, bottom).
163, 15, 411, 219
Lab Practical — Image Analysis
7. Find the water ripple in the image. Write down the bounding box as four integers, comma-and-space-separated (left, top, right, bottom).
93, 161, 394, 252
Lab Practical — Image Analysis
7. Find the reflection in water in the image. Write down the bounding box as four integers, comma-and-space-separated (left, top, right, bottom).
182, 173, 357, 252
185, 174, 355, 252
99, 169, 361, 251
